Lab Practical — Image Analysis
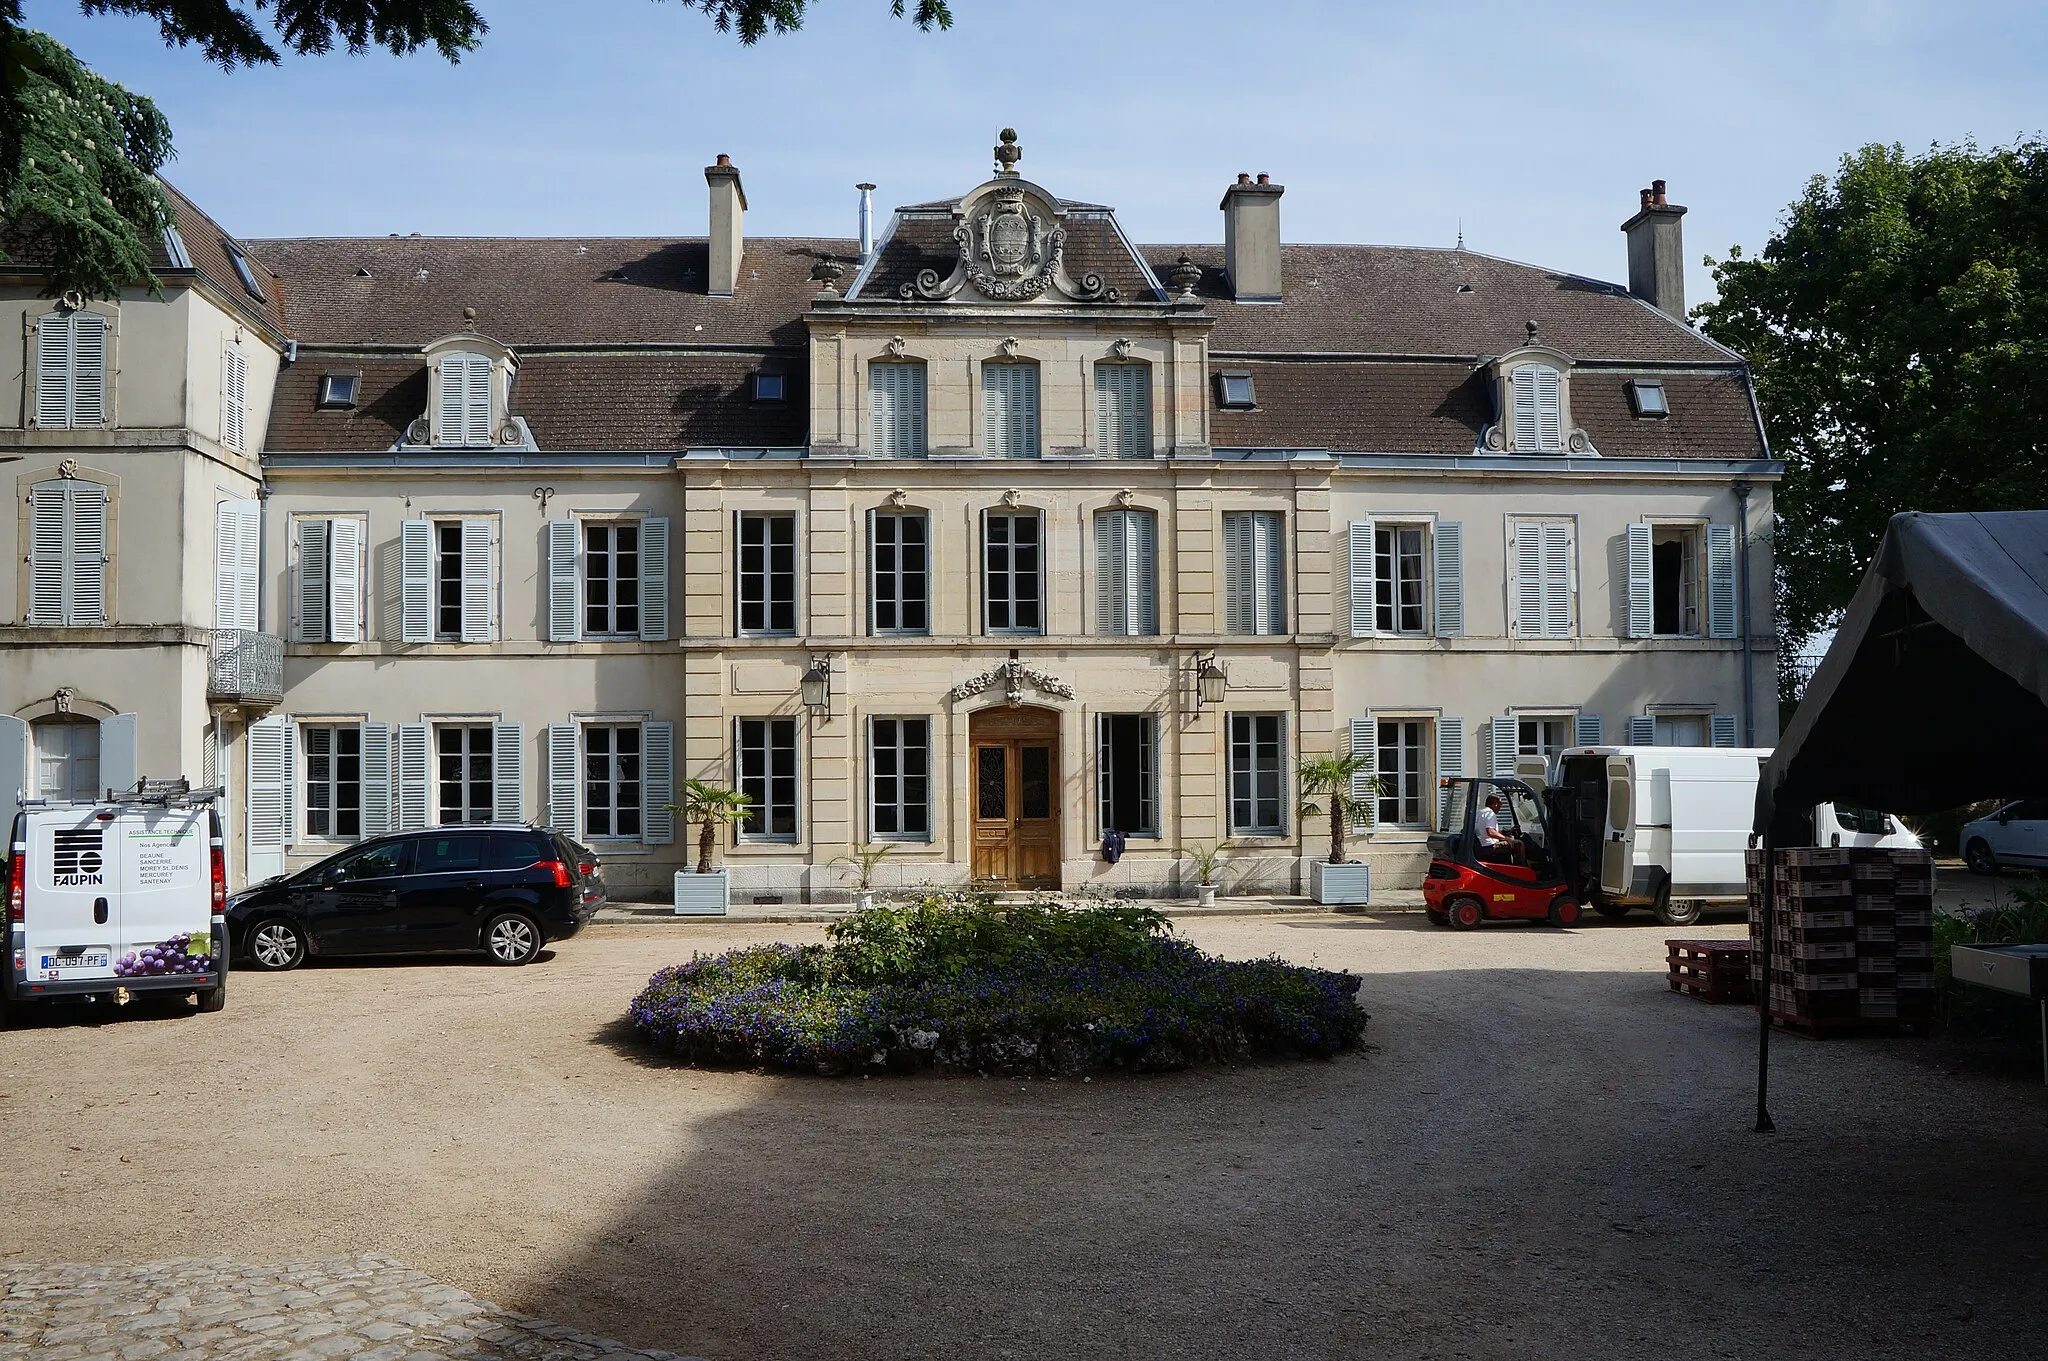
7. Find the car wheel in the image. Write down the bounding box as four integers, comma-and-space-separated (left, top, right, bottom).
1594, 902, 1631, 921
245, 918, 307, 972
1548, 895, 1581, 927
1426, 908, 1448, 926
1655, 887, 1701, 928
483, 912, 543, 966
1964, 838, 1999, 876
1445, 895, 1484, 930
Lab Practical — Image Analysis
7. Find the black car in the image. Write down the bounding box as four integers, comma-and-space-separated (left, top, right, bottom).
227, 825, 606, 970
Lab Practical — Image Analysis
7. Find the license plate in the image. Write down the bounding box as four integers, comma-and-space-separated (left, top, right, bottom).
40, 950, 111, 976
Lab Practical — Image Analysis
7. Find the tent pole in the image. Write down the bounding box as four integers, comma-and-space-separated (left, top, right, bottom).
1734, 480, 1756, 746
1755, 825, 1776, 1134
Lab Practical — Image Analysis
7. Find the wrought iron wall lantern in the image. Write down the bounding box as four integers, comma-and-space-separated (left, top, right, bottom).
801, 656, 832, 711
1192, 654, 1228, 708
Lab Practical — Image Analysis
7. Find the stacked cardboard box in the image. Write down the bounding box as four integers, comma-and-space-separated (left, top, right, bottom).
1746, 846, 1937, 1032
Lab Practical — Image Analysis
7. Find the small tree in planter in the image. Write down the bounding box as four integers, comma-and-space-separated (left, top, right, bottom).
1175, 841, 1231, 907
830, 843, 895, 911
1297, 754, 1380, 905
670, 779, 754, 915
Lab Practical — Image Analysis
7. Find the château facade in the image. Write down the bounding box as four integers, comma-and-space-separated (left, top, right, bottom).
1, 134, 1778, 899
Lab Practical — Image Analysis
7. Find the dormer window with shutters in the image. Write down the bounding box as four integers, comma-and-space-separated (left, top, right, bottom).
419, 335, 523, 450
31, 307, 112, 430
1482, 344, 1595, 455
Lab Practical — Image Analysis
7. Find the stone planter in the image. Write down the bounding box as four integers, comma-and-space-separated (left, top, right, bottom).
673, 869, 730, 916
1196, 884, 1217, 908
1310, 860, 1372, 907
853, 888, 876, 912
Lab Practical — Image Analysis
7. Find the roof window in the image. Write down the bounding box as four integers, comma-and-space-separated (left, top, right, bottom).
162, 225, 192, 270
1216, 370, 1257, 410
317, 373, 360, 410
1628, 379, 1670, 418
752, 372, 787, 403
223, 241, 268, 303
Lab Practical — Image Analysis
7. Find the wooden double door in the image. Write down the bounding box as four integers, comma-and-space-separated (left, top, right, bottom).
969, 707, 1060, 889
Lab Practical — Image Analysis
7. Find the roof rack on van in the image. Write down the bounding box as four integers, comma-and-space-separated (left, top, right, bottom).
15, 778, 223, 810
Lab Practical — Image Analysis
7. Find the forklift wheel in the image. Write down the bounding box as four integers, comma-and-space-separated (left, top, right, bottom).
1594, 903, 1631, 921
1426, 909, 1448, 926
1444, 896, 1484, 930
1547, 895, 1581, 928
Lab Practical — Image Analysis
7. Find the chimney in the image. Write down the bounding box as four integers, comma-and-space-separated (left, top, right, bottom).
1219, 171, 1285, 303
705, 153, 747, 298
857, 182, 877, 259
1620, 178, 1687, 320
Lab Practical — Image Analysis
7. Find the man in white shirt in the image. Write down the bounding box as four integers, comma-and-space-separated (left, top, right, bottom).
1475, 792, 1526, 865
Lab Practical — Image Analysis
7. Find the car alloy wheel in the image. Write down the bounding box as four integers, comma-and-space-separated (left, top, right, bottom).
1964, 839, 1999, 876
247, 920, 305, 971
484, 913, 541, 965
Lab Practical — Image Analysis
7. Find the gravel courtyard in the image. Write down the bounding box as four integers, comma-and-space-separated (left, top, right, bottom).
3, 914, 2045, 1361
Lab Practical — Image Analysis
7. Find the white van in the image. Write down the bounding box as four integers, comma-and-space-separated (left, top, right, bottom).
1541, 747, 1921, 926
3, 780, 227, 1022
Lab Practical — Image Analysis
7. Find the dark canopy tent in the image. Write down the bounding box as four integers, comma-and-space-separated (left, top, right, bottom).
1750, 510, 2048, 1130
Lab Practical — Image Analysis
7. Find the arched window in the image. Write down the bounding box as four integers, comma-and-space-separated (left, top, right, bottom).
1509, 364, 1564, 452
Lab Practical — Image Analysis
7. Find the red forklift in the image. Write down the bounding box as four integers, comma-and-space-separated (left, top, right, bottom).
1422, 775, 1582, 929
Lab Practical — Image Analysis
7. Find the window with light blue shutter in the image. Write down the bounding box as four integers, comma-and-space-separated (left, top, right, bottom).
1625, 524, 1655, 638
868, 361, 927, 457
1347, 521, 1375, 637
1349, 716, 1376, 832
982, 362, 1039, 458
1711, 714, 1739, 748
1628, 715, 1658, 745
1222, 511, 1284, 635
1432, 521, 1464, 637
34, 312, 108, 429
27, 480, 108, 627
1094, 363, 1150, 458
1574, 713, 1604, 747
1094, 509, 1158, 636
1705, 524, 1739, 639
1510, 364, 1563, 452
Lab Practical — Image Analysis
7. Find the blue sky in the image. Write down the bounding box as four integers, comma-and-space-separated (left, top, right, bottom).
25, 0, 2048, 302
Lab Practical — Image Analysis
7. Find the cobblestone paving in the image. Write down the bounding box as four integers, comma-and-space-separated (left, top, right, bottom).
0, 1255, 704, 1361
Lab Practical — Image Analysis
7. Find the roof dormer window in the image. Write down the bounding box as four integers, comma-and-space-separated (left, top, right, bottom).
437, 354, 495, 446
1509, 364, 1563, 452
1482, 345, 1595, 455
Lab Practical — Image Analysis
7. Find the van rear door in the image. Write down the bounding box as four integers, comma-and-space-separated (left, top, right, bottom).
1664, 756, 1756, 896
115, 805, 212, 971
1599, 755, 1635, 898
22, 807, 119, 985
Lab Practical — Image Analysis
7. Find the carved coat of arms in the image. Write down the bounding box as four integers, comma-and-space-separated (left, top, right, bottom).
904, 187, 1115, 303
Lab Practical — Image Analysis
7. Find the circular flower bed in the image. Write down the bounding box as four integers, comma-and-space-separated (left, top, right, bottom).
628, 892, 1367, 1075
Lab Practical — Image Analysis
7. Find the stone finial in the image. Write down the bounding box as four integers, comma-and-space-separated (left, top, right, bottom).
809, 257, 846, 296
1167, 253, 1204, 298
1526, 319, 1540, 344
994, 128, 1022, 176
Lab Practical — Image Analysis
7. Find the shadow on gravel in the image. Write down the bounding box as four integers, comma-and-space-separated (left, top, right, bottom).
515, 962, 2048, 1361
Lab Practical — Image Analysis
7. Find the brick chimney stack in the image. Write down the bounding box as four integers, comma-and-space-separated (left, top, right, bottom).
1620, 178, 1687, 320
1220, 171, 1285, 303
705, 154, 747, 298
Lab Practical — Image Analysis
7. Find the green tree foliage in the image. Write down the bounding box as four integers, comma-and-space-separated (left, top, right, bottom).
1697, 140, 2048, 666
0, 0, 954, 298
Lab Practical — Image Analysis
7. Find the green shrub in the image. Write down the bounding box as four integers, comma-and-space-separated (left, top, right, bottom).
1937, 875, 2048, 1039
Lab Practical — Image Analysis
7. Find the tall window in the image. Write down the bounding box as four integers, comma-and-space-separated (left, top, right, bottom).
31, 719, 99, 802
304, 724, 362, 839
1228, 714, 1286, 835
1653, 713, 1709, 747
737, 512, 797, 635
1222, 511, 1285, 635
1510, 519, 1576, 639
1651, 525, 1702, 637
869, 717, 930, 840
1095, 509, 1158, 636
737, 718, 798, 841
870, 511, 928, 635
982, 362, 1040, 458
1098, 714, 1158, 837
584, 522, 641, 638
1375, 525, 1428, 634
437, 726, 495, 824
25, 479, 109, 627
1508, 364, 1563, 452
583, 724, 642, 839
437, 353, 494, 447
34, 311, 108, 429
1376, 718, 1429, 829
983, 511, 1042, 634
1094, 363, 1150, 458
1517, 717, 1570, 762
869, 361, 927, 457
434, 522, 466, 639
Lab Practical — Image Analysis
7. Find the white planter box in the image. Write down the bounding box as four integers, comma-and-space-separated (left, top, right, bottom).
674, 869, 730, 916
1310, 860, 1372, 906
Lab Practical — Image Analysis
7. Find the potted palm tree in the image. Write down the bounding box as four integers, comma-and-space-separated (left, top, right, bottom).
1297, 753, 1380, 906
1175, 841, 1230, 908
671, 779, 753, 916
830, 843, 895, 911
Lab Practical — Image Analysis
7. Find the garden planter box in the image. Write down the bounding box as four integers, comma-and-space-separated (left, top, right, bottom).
674, 869, 730, 916
1310, 860, 1372, 906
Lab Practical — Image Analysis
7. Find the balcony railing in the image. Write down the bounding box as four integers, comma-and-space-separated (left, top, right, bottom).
208, 628, 284, 707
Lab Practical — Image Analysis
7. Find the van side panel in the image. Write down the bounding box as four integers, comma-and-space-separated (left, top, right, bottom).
1663, 756, 1757, 896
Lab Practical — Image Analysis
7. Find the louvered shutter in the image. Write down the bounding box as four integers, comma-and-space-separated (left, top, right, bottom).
295, 518, 330, 642
1491, 715, 1518, 776
27, 484, 68, 625
34, 313, 72, 428
493, 723, 525, 822
869, 362, 927, 457
215, 500, 261, 631
639, 516, 670, 641
222, 346, 246, 452
463, 357, 493, 445
396, 723, 429, 830
1575, 713, 1604, 747
544, 724, 579, 835
70, 314, 107, 427
1512, 521, 1544, 637
1705, 523, 1739, 639
983, 363, 1039, 458
1436, 717, 1466, 828
1534, 366, 1563, 450
1095, 363, 1150, 458
1227, 511, 1285, 635
1222, 513, 1252, 634
642, 720, 675, 844
1432, 521, 1464, 637
246, 716, 290, 880
1628, 715, 1657, 745
437, 357, 466, 444
1096, 513, 1126, 635
67, 483, 107, 625
547, 519, 580, 642
1349, 716, 1376, 832
1711, 714, 1739, 748
99, 713, 137, 798
360, 723, 392, 838
1510, 367, 1537, 450
1347, 521, 1375, 637
400, 520, 432, 642
1540, 523, 1574, 638
1135, 510, 1158, 635
1625, 523, 1654, 638
459, 519, 494, 642
328, 517, 363, 644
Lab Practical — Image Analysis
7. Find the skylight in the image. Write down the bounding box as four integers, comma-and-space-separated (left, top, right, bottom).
317, 373, 360, 409
752, 372, 787, 403
224, 241, 267, 303
1216, 371, 1257, 409
1628, 379, 1670, 418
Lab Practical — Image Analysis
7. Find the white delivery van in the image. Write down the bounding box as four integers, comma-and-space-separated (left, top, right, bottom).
3, 779, 227, 1023
1542, 747, 1921, 926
